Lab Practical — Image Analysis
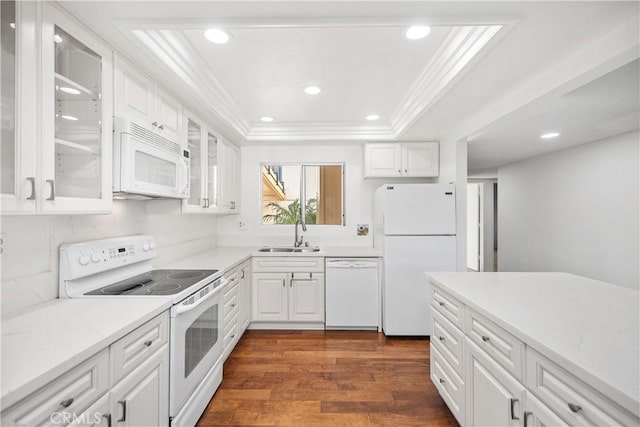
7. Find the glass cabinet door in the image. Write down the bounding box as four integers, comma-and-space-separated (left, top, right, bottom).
206, 131, 218, 208
1, 1, 36, 213
186, 117, 203, 208
41, 3, 112, 212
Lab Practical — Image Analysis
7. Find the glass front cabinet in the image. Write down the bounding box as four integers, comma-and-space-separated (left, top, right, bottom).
1, 2, 112, 214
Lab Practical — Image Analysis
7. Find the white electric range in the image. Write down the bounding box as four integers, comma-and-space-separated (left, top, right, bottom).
59, 235, 226, 426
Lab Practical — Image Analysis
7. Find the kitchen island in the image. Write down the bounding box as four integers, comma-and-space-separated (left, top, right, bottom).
426, 272, 639, 426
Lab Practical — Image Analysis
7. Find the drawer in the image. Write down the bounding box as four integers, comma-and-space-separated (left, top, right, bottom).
110, 311, 169, 384
464, 307, 524, 381
431, 344, 465, 426
432, 307, 464, 378
431, 285, 464, 330
252, 256, 324, 273
224, 282, 240, 323
224, 312, 240, 348
526, 348, 639, 427
224, 267, 240, 289
1, 349, 109, 427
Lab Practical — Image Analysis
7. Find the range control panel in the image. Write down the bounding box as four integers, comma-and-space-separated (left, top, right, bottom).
60, 235, 157, 281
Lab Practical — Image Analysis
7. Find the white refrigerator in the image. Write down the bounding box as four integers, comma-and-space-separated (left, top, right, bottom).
374, 183, 457, 336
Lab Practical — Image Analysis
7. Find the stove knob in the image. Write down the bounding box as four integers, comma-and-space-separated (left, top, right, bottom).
79, 255, 90, 266
142, 243, 150, 252
149, 242, 156, 251
91, 253, 101, 263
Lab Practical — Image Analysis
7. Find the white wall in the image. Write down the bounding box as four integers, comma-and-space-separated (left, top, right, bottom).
498, 130, 639, 289
0, 201, 218, 317
217, 141, 458, 248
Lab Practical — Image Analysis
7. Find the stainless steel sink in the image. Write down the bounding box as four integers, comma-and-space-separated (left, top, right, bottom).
257, 247, 321, 253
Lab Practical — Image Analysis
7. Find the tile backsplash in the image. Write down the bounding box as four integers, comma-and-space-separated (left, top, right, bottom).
0, 200, 218, 318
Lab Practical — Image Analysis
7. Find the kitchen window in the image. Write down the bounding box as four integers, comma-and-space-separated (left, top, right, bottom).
261, 164, 344, 226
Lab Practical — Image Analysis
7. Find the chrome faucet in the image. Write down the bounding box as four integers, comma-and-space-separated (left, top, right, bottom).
294, 219, 307, 247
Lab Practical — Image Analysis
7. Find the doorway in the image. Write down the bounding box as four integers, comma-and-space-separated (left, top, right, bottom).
466, 181, 497, 271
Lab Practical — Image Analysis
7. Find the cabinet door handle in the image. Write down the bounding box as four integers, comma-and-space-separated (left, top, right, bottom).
151, 121, 158, 127
46, 179, 55, 201
144, 340, 153, 347
481, 335, 490, 342
102, 413, 112, 427
439, 336, 445, 341
26, 177, 36, 200
230, 201, 236, 209
117, 400, 127, 422
439, 378, 445, 384
282, 279, 285, 287
240, 269, 245, 279
510, 398, 519, 420
438, 301, 445, 306
158, 124, 164, 130
405, 169, 408, 173
398, 169, 401, 173
523, 411, 532, 427
60, 398, 74, 408
231, 303, 236, 308
568, 403, 582, 413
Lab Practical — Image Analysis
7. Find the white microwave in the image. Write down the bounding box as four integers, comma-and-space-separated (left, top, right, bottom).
113, 117, 190, 199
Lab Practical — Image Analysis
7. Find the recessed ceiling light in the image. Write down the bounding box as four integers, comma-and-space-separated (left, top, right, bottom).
303, 85, 322, 95
53, 34, 63, 43
60, 115, 79, 121
260, 116, 274, 122
540, 132, 560, 139
58, 86, 81, 95
366, 114, 380, 121
204, 28, 231, 44
404, 26, 431, 40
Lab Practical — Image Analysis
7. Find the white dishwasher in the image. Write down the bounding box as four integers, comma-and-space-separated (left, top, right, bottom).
325, 258, 380, 330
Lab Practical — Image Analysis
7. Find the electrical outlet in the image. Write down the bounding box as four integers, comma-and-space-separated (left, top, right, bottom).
237, 220, 247, 230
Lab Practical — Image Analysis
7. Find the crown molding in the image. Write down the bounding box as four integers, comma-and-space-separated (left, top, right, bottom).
119, 18, 509, 142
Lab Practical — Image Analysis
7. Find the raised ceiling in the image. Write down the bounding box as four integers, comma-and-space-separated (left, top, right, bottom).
61, 1, 639, 168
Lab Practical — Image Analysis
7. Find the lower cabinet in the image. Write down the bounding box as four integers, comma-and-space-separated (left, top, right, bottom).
1, 312, 170, 427
222, 259, 252, 362
465, 338, 526, 426
252, 272, 324, 324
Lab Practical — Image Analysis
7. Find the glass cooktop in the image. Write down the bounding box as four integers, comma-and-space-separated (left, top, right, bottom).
85, 269, 219, 296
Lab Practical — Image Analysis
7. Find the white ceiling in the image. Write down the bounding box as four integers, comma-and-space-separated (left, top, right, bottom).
60, 1, 640, 168
468, 59, 640, 170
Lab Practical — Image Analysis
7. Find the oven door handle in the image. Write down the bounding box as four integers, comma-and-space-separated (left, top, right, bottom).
172, 278, 228, 316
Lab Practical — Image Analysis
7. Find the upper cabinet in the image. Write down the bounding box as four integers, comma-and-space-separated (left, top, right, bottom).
2, 1, 113, 214
363, 142, 439, 178
180, 109, 240, 215
114, 54, 182, 143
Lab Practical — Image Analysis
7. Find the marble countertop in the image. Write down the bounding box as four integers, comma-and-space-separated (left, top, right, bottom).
426, 272, 640, 417
1, 298, 171, 409
164, 246, 382, 271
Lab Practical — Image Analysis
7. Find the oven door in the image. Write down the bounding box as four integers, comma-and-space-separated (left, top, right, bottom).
119, 132, 189, 198
169, 282, 225, 416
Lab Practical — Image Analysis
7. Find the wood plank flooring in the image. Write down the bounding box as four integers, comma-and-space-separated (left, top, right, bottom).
197, 330, 458, 426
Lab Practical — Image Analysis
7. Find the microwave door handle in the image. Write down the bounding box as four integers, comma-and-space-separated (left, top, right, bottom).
173, 278, 228, 315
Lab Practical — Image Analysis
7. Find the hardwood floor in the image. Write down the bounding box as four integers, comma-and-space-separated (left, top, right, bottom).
197, 330, 458, 426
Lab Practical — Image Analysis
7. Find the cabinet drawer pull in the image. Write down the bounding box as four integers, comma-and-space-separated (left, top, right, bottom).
481, 335, 490, 342
60, 398, 74, 408
231, 303, 236, 308
282, 279, 285, 287
102, 413, 112, 427
46, 179, 55, 201
144, 340, 153, 347
439, 378, 445, 384
568, 403, 582, 413
231, 334, 236, 339
26, 177, 36, 200
240, 269, 245, 279
117, 400, 127, 422
439, 336, 445, 341
523, 411, 532, 427
158, 124, 164, 130
510, 398, 519, 420
438, 301, 445, 306
152, 121, 158, 127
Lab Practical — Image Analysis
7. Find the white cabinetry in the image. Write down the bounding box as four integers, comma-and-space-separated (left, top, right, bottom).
429, 280, 639, 427
239, 261, 252, 331
0, 312, 169, 427
363, 142, 438, 178
2, 2, 113, 214
221, 260, 252, 362
251, 257, 324, 328
220, 140, 240, 212
114, 55, 182, 143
